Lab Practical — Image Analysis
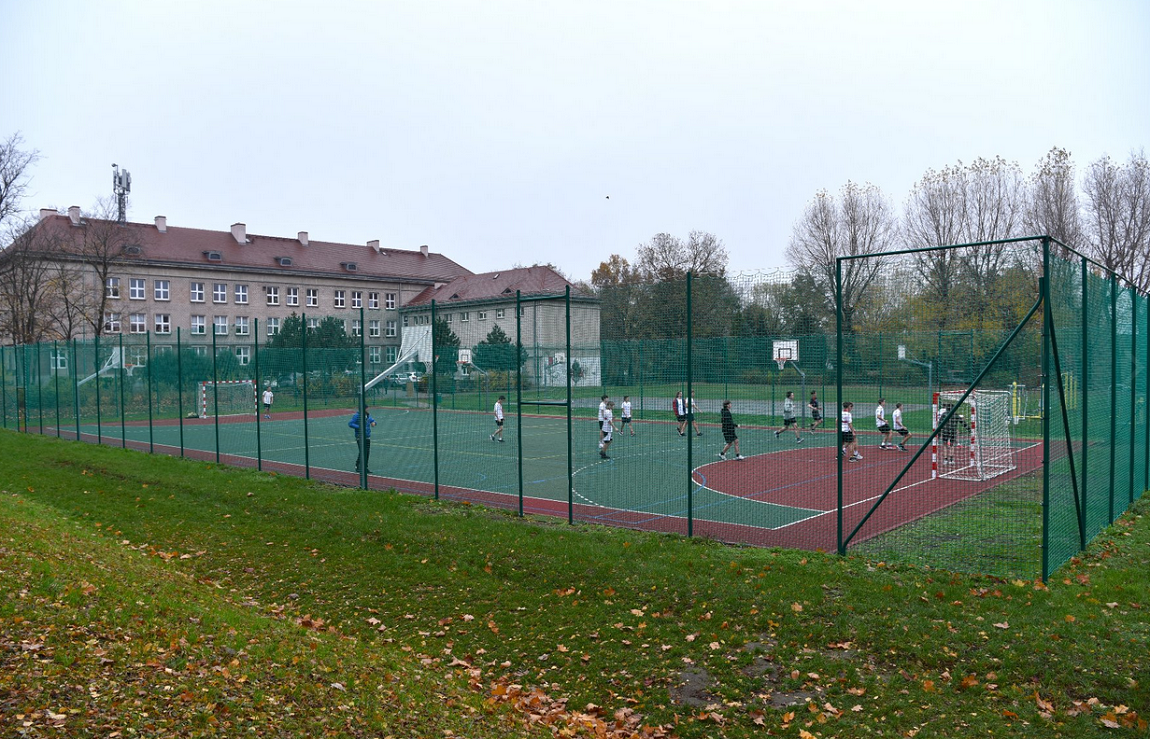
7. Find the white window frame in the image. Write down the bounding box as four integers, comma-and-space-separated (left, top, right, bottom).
154, 280, 170, 301
307, 317, 319, 330
267, 317, 280, 336
286, 287, 299, 307
306, 288, 318, 307
265, 286, 280, 306
129, 313, 146, 333
351, 319, 362, 337
445, 313, 453, 323
478, 310, 488, 321
235, 346, 251, 365
214, 316, 229, 335
369, 319, 381, 338
154, 314, 171, 334
190, 282, 205, 302
234, 316, 249, 336
368, 292, 380, 310
385, 320, 396, 338
496, 308, 505, 319
333, 290, 346, 309
461, 311, 470, 322
213, 283, 227, 304
129, 278, 146, 300
385, 293, 396, 310
235, 284, 249, 304
103, 312, 121, 332
386, 346, 398, 364
190, 315, 206, 335
369, 346, 381, 364
352, 291, 362, 309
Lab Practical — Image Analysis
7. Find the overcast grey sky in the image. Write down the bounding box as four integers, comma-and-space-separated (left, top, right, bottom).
2, 0, 1147, 280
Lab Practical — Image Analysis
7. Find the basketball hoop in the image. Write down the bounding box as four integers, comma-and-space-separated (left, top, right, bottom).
775, 355, 787, 372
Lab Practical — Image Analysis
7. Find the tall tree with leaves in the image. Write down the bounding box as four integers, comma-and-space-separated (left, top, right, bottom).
473, 323, 524, 371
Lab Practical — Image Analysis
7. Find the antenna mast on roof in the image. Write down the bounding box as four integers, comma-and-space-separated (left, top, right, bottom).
111, 163, 131, 224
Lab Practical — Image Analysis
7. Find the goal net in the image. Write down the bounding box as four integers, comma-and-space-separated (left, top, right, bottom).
199, 380, 258, 419
933, 390, 1015, 481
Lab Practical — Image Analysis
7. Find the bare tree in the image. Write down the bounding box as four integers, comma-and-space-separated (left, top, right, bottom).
635, 230, 728, 280
1025, 146, 1083, 249
1082, 150, 1150, 290
0, 216, 59, 344
962, 156, 1026, 285
0, 133, 39, 230
787, 181, 898, 333
68, 199, 138, 337
903, 164, 967, 314
43, 260, 94, 340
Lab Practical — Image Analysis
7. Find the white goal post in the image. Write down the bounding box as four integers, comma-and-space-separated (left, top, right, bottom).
932, 390, 1016, 481
199, 379, 258, 419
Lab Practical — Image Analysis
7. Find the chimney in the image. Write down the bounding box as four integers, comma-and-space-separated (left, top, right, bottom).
155, 215, 167, 233
368, 239, 381, 254
230, 222, 247, 244
67, 206, 82, 226
39, 208, 57, 221
298, 231, 308, 246
420, 244, 429, 257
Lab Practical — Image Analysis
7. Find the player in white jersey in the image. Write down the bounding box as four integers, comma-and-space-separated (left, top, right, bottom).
875, 398, 894, 449
600, 401, 618, 459
842, 401, 861, 461
620, 396, 635, 436
597, 394, 609, 449
892, 402, 911, 451
490, 396, 505, 442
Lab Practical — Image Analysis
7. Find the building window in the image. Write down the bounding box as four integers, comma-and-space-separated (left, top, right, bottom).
368, 292, 379, 310
265, 286, 280, 306
235, 316, 249, 336
496, 308, 505, 319
154, 280, 170, 301
51, 349, 68, 370
478, 310, 488, 321
351, 319, 362, 337
126, 313, 145, 333
369, 319, 381, 338
286, 287, 299, 306
190, 282, 205, 302
103, 312, 121, 333
214, 316, 228, 335
384, 319, 396, 337
385, 293, 396, 310
369, 346, 381, 364
386, 346, 398, 364
128, 346, 148, 366
306, 288, 318, 307
154, 314, 171, 334
402, 315, 409, 327
461, 312, 470, 322
445, 313, 453, 323
106, 277, 121, 299
235, 346, 250, 365
333, 290, 345, 308
307, 317, 318, 330
190, 315, 206, 335
213, 283, 227, 303
235, 284, 249, 304
191, 346, 207, 357
129, 278, 145, 300
352, 291, 362, 309
267, 317, 280, 336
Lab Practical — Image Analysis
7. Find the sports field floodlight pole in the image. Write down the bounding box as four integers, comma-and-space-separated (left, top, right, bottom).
431, 300, 439, 499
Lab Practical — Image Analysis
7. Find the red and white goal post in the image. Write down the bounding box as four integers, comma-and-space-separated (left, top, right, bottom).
931, 389, 1016, 481
198, 379, 258, 419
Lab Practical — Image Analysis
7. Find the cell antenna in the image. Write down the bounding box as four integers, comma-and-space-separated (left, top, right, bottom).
112, 163, 131, 223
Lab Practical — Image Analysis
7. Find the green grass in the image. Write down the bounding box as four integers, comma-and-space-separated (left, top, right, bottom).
2, 431, 1148, 737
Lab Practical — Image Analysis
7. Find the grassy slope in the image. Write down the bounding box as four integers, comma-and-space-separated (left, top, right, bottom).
1, 431, 1147, 738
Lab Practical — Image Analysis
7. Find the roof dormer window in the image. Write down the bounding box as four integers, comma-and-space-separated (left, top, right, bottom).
277, 257, 293, 267
342, 262, 358, 272
204, 251, 223, 262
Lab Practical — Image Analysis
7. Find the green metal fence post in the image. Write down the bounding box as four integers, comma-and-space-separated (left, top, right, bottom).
836, 257, 845, 556
118, 333, 126, 448
431, 300, 439, 499
94, 334, 102, 443
516, 290, 524, 517
146, 332, 154, 452
686, 272, 694, 538
212, 329, 220, 463
1146, 293, 1150, 494
36, 342, 44, 435
1109, 272, 1117, 523
71, 339, 80, 443
0, 345, 7, 430
638, 340, 644, 419
358, 308, 368, 489
1042, 243, 1051, 581
302, 312, 311, 480
1080, 258, 1088, 541
176, 329, 185, 457
1130, 285, 1137, 505
53, 340, 61, 438
566, 286, 574, 525
253, 319, 262, 471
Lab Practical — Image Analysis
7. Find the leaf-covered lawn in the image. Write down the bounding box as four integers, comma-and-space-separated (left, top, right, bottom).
1, 431, 1147, 737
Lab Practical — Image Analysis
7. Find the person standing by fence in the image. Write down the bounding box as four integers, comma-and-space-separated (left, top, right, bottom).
349, 406, 376, 474
262, 386, 274, 420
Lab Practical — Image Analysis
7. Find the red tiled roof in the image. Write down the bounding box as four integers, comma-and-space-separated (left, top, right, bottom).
25, 215, 472, 283
404, 266, 590, 307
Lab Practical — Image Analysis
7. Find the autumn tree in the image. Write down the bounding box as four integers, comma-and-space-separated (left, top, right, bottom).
1082, 150, 1150, 290
1025, 147, 1084, 249
786, 181, 898, 333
